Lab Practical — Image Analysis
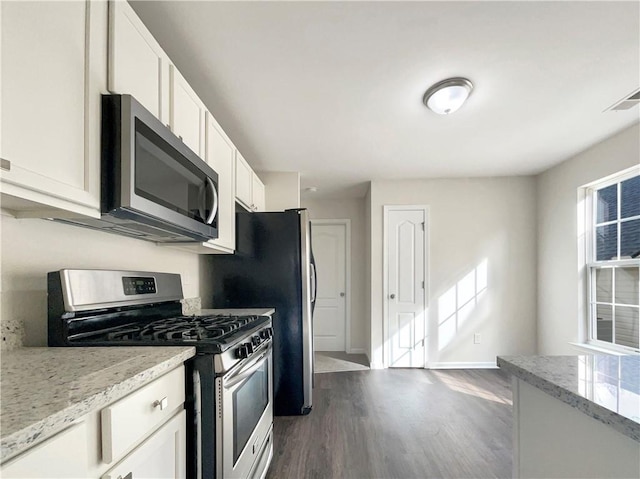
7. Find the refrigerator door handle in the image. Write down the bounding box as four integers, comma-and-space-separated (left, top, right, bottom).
310, 263, 317, 303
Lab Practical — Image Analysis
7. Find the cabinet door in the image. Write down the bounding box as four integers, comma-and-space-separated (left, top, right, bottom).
205, 113, 235, 252
108, 0, 170, 123
0, 0, 101, 217
252, 173, 266, 212
170, 66, 205, 157
0, 422, 89, 478
101, 410, 186, 479
235, 152, 253, 209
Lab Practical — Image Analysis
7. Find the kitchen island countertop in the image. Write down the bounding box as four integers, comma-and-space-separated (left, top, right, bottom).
497, 354, 639, 442
0, 346, 195, 463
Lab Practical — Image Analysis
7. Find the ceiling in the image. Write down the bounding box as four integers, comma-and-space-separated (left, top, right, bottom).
131, 1, 640, 199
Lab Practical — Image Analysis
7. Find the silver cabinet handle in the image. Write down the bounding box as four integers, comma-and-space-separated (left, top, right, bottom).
1, 158, 11, 171
152, 397, 168, 410
390, 294, 396, 299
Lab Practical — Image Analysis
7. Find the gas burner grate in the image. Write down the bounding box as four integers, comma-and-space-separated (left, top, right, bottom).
84, 314, 263, 343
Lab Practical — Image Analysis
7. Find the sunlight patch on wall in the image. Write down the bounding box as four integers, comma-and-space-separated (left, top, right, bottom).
438, 259, 488, 351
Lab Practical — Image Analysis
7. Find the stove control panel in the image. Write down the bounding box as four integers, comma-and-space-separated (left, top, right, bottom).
235, 342, 254, 359
234, 327, 273, 360
259, 328, 273, 340
122, 276, 157, 295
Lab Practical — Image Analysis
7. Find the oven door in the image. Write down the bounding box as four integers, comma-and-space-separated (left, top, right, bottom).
216, 344, 273, 479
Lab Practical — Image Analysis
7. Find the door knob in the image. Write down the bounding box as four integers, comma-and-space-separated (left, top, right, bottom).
340, 292, 345, 297
390, 294, 396, 299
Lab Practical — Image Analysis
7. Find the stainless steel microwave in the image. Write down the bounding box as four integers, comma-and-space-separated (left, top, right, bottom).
57, 94, 219, 243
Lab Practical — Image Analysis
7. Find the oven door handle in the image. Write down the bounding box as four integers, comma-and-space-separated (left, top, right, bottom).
224, 346, 271, 390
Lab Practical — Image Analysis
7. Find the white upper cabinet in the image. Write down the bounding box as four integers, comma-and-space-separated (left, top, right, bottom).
252, 173, 266, 212
169, 66, 206, 158
235, 152, 253, 209
205, 113, 236, 252
108, 0, 170, 124
0, 0, 105, 218
162, 113, 236, 255
235, 152, 265, 212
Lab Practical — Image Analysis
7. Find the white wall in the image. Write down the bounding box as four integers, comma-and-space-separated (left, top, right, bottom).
536, 123, 640, 355
260, 171, 300, 211
369, 177, 538, 369
364, 185, 372, 360
301, 197, 368, 354
1, 216, 203, 348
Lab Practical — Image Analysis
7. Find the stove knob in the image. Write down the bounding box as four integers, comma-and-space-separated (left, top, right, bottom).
235, 344, 250, 359
246, 342, 254, 354
252, 335, 261, 347
260, 328, 272, 340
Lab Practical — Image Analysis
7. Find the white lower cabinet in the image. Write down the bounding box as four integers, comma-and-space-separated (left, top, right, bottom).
0, 367, 187, 479
101, 366, 185, 463
0, 422, 89, 479
101, 410, 186, 479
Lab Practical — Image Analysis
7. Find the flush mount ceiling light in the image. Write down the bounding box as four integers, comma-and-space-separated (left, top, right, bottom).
423, 77, 473, 115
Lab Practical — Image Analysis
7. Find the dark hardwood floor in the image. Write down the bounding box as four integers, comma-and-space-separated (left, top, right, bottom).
267, 369, 513, 479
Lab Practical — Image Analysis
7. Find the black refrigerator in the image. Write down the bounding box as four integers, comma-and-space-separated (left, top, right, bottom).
208, 208, 317, 416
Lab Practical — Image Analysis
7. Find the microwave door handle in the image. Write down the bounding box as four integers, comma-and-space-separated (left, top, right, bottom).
198, 183, 207, 223
205, 177, 218, 225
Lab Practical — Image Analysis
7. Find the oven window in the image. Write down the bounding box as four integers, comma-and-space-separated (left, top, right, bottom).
134, 119, 212, 223
233, 360, 269, 464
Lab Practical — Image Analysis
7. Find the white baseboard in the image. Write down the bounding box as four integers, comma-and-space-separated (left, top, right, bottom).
347, 348, 366, 354
370, 361, 385, 370
428, 361, 498, 369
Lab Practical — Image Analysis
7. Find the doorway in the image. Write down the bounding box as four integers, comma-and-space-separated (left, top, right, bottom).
383, 206, 428, 368
311, 220, 350, 352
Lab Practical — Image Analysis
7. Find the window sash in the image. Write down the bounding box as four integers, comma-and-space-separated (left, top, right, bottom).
586, 169, 640, 353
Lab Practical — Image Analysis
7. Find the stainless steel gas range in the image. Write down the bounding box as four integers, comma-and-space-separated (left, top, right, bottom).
47, 269, 274, 479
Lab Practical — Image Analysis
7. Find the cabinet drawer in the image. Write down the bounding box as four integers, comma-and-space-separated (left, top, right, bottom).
0, 422, 88, 478
101, 410, 186, 479
101, 367, 185, 463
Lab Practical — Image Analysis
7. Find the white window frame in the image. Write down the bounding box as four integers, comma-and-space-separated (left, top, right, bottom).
585, 167, 640, 354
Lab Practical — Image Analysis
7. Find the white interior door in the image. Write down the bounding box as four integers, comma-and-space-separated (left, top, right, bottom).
386, 207, 427, 368
312, 222, 348, 351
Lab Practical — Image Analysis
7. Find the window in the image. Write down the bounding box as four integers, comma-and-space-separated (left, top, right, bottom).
587, 169, 640, 352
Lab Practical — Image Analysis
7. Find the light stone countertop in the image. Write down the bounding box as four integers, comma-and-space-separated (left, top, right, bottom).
497, 355, 640, 442
0, 346, 195, 463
